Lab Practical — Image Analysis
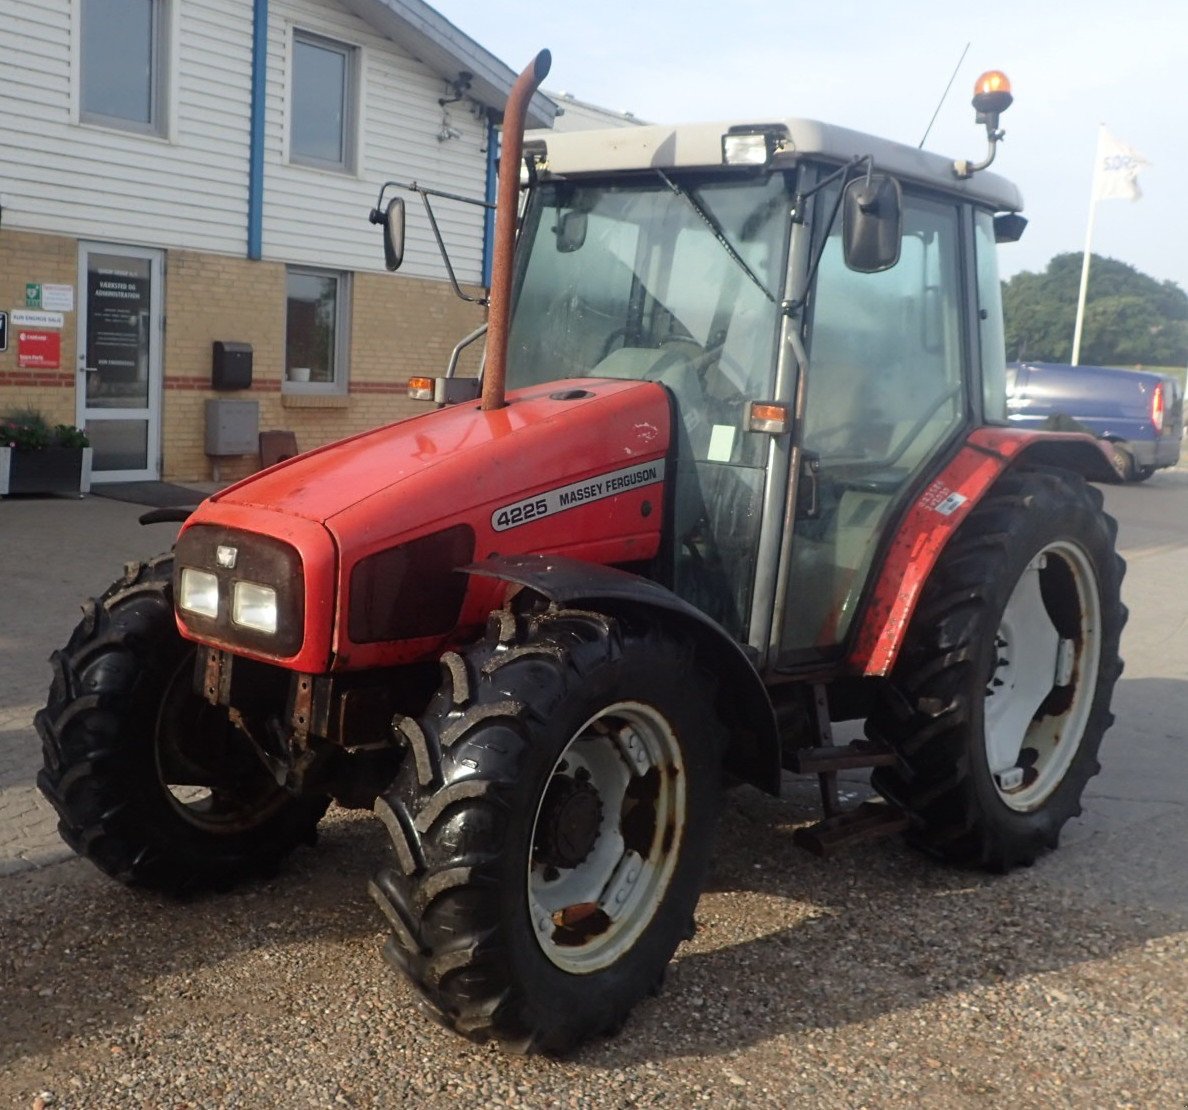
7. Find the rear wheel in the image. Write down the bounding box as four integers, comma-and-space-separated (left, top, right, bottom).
35, 555, 328, 893
1111, 444, 1137, 481
869, 469, 1125, 870
370, 607, 724, 1053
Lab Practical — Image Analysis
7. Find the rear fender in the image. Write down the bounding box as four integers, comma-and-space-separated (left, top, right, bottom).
465, 554, 781, 795
850, 427, 1120, 677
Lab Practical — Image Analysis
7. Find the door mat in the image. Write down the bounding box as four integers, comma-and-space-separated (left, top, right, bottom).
91, 482, 208, 509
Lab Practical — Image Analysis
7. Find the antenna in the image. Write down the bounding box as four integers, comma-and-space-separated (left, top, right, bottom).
918, 42, 970, 149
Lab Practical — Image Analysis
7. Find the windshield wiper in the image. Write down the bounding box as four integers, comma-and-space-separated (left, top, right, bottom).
655, 169, 775, 304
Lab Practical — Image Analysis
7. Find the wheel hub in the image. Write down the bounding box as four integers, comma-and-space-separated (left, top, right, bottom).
535, 774, 603, 869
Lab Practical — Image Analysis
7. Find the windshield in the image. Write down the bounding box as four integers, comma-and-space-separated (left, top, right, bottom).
507, 173, 792, 465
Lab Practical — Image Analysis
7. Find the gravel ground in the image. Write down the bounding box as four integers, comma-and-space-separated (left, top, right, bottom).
3, 785, 1185, 1109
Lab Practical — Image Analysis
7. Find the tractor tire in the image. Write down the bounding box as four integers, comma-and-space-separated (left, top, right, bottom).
370, 607, 724, 1053
868, 468, 1125, 871
35, 554, 328, 893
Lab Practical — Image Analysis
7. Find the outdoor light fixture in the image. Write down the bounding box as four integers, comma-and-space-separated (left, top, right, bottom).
722, 125, 787, 167
953, 70, 1015, 179
179, 568, 219, 619
232, 581, 279, 634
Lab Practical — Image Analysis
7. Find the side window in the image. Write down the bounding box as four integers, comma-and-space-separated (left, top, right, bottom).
285, 268, 350, 393
805, 192, 965, 468
975, 210, 1009, 422
80, 0, 170, 136
290, 31, 359, 172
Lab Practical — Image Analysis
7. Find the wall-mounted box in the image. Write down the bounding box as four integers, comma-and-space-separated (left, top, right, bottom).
205, 399, 259, 456
212, 341, 253, 391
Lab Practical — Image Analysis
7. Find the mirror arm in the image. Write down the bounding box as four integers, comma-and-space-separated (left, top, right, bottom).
791, 155, 871, 223
784, 159, 862, 315
418, 191, 488, 307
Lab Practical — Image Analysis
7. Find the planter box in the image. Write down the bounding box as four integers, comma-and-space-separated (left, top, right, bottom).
0, 446, 92, 497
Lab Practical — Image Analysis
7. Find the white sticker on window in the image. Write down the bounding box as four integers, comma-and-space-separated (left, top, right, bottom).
490, 459, 666, 532
707, 424, 735, 462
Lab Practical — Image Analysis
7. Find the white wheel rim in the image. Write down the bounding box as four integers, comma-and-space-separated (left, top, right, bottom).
984, 540, 1102, 812
527, 701, 686, 974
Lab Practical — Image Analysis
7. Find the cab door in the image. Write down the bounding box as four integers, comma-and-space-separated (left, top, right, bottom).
779, 189, 969, 660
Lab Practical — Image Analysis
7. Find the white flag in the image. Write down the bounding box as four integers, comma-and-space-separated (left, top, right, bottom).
1093, 126, 1149, 202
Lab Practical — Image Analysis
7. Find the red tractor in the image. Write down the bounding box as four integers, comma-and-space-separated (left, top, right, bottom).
37, 56, 1125, 1053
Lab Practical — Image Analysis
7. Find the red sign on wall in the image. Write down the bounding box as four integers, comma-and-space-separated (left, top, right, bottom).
17, 330, 61, 369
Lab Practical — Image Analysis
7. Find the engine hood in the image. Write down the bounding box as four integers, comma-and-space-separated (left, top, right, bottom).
180, 378, 673, 672
210, 378, 669, 530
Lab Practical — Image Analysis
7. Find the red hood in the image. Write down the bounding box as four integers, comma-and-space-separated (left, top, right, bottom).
211, 378, 669, 532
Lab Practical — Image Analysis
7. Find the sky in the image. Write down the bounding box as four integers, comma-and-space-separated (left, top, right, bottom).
431, 0, 1185, 291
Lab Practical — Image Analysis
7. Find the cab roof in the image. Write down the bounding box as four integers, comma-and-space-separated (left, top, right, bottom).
528, 118, 1023, 212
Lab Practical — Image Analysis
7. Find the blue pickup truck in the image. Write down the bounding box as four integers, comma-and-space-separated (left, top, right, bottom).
1007, 361, 1184, 481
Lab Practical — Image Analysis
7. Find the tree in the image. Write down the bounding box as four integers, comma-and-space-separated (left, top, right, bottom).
1003, 253, 1188, 367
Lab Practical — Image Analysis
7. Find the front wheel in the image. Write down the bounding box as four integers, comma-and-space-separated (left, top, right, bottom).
370, 607, 724, 1053
35, 556, 328, 893
869, 468, 1126, 870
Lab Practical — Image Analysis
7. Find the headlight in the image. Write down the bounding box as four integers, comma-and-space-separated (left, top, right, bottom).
179, 568, 219, 619
232, 581, 278, 634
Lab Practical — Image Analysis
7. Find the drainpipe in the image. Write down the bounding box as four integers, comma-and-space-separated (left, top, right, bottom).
482, 115, 498, 288
481, 49, 550, 412
247, 0, 268, 260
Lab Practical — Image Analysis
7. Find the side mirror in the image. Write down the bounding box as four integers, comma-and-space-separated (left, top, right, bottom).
382, 197, 405, 271
842, 174, 902, 274
555, 210, 587, 253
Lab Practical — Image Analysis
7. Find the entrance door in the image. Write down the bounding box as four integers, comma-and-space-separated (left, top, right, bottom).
76, 244, 164, 482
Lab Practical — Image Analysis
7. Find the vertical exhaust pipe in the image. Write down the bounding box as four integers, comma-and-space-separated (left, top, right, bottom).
482, 49, 551, 411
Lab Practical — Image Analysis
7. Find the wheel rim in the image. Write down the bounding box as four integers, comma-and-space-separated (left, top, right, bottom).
984, 541, 1102, 812
528, 701, 686, 974
154, 653, 291, 833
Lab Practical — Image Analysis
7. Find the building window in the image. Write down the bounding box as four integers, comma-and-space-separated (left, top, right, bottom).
285, 268, 349, 392
80, 0, 169, 135
290, 31, 357, 171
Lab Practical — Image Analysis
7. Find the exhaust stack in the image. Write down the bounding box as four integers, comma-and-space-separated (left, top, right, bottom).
482, 48, 551, 411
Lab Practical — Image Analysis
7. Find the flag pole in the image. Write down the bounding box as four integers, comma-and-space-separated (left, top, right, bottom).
1070, 125, 1103, 367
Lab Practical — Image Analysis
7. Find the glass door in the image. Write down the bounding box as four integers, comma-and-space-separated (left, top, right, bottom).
76, 243, 163, 482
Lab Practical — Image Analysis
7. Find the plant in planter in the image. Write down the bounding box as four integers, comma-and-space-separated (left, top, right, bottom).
0, 410, 93, 497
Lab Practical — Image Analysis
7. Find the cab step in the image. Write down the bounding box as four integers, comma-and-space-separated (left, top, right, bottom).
785, 739, 899, 775
792, 801, 910, 858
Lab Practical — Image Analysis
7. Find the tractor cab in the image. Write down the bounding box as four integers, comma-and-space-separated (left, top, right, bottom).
480, 114, 1024, 670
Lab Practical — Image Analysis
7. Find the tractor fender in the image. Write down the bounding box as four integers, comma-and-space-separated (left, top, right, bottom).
850, 426, 1121, 677
464, 553, 782, 795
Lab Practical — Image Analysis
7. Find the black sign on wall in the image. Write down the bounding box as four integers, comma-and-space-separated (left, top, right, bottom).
0, 311, 8, 353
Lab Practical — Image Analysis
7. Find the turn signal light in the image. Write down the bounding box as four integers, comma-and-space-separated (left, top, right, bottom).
748, 401, 790, 435
407, 376, 435, 401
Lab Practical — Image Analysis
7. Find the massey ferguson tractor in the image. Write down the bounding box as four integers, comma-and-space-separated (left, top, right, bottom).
36, 54, 1125, 1053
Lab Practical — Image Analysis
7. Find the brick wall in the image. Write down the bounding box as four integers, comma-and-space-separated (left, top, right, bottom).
0, 230, 79, 426
1, 228, 487, 482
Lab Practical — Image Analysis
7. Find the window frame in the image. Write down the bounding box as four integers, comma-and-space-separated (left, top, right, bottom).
77, 0, 171, 138
283, 266, 351, 396
288, 28, 360, 174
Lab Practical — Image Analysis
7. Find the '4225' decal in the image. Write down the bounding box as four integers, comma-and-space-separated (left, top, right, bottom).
490, 459, 666, 533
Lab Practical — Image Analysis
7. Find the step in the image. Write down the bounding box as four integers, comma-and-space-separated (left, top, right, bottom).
785, 740, 899, 775
792, 801, 911, 857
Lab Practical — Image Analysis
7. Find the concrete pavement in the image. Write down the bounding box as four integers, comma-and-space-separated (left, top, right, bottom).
0, 495, 192, 874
